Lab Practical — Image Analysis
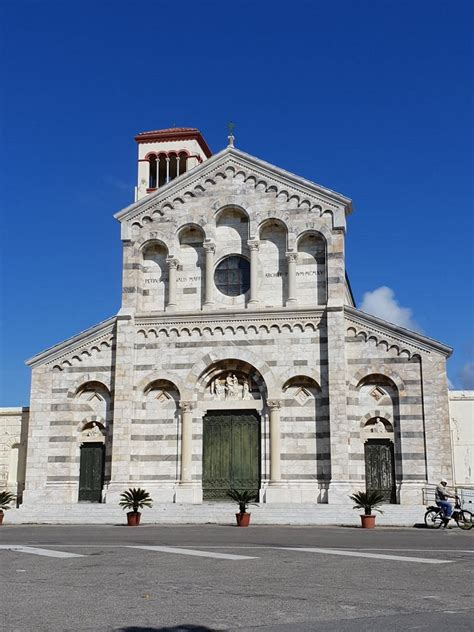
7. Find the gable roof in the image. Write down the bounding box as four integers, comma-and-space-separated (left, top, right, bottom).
115, 146, 353, 225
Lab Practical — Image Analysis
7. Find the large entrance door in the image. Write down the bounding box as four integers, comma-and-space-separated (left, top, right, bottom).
203, 410, 260, 500
79, 443, 105, 503
364, 439, 396, 503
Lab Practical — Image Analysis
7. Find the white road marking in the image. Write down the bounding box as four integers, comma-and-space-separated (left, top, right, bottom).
278, 547, 453, 564
0, 545, 84, 558
128, 545, 257, 560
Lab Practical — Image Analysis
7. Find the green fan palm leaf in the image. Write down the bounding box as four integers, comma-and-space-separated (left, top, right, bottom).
349, 490, 385, 516
119, 488, 153, 513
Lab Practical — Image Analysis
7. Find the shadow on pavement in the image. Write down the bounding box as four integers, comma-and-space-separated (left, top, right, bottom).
118, 626, 218, 631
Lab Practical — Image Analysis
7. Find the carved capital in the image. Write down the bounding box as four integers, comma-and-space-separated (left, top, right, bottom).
286, 251, 298, 263
166, 257, 179, 270
267, 399, 282, 411
203, 240, 216, 254
179, 401, 196, 413
248, 239, 260, 252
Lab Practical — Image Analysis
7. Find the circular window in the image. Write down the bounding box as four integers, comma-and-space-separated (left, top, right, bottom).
214, 255, 250, 297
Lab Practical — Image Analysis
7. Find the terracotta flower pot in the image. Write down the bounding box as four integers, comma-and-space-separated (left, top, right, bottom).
127, 511, 141, 526
236, 512, 251, 527
0, 511, 4, 526
360, 514, 376, 528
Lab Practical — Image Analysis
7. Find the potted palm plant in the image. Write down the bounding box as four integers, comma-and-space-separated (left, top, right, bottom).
119, 488, 153, 526
0, 491, 16, 525
349, 490, 385, 528
227, 489, 258, 527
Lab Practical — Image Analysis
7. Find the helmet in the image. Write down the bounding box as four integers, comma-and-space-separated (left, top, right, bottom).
440, 478, 448, 484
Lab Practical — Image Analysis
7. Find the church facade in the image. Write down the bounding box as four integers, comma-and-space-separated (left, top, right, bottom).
21, 127, 453, 508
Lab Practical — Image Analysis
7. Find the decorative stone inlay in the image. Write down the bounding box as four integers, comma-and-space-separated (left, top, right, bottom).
370, 386, 385, 402
294, 387, 311, 406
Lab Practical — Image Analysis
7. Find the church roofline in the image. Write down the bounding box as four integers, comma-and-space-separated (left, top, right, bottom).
344, 305, 453, 357
115, 146, 353, 223
25, 316, 117, 368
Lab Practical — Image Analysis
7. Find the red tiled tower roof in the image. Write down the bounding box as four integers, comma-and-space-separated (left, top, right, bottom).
134, 127, 212, 157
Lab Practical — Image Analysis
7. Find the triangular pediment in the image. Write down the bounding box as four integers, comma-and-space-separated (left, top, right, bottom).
114, 147, 352, 231
344, 306, 452, 358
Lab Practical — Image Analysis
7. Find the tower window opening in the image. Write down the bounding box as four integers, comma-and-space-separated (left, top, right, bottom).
158, 154, 167, 187
169, 154, 178, 182
179, 152, 187, 176
148, 155, 157, 189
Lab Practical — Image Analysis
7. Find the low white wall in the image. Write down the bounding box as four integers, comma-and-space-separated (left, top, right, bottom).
449, 391, 474, 489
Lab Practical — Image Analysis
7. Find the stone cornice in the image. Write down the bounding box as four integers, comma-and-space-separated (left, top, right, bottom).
344, 306, 452, 357
26, 316, 117, 369
114, 147, 353, 228
135, 307, 324, 339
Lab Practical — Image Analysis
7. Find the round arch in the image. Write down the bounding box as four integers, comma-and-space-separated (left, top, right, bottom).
349, 366, 407, 396
185, 349, 279, 400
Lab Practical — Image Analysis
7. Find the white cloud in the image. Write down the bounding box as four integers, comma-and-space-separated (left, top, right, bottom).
459, 362, 474, 390
359, 286, 421, 332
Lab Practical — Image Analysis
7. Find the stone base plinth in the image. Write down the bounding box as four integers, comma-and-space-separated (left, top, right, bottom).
174, 484, 202, 504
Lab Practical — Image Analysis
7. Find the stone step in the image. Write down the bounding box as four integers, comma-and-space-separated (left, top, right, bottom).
4, 503, 426, 526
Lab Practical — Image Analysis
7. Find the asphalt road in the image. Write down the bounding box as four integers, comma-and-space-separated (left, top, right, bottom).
0, 525, 472, 631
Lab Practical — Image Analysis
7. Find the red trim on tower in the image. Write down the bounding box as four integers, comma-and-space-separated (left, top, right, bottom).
134, 127, 212, 158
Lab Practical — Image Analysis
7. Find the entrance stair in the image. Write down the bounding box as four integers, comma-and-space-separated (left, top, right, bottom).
6, 502, 425, 526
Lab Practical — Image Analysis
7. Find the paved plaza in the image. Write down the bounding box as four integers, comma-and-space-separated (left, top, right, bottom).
0, 525, 472, 631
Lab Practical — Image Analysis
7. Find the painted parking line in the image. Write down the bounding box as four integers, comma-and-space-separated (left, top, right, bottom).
128, 545, 258, 560
0, 545, 84, 558
278, 547, 453, 564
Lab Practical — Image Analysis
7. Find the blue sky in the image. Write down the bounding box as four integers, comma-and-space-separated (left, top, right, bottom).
1, 0, 473, 405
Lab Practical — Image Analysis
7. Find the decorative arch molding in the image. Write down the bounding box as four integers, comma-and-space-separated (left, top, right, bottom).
76, 415, 106, 432
279, 367, 326, 393
136, 372, 183, 400
5, 437, 21, 449
135, 233, 173, 256
345, 323, 429, 358
296, 224, 332, 248
349, 367, 407, 396
50, 336, 114, 372
119, 155, 347, 233
359, 410, 393, 430
135, 316, 320, 341
185, 348, 279, 400
66, 375, 112, 399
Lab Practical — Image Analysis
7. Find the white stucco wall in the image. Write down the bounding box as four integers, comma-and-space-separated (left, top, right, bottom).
449, 391, 474, 488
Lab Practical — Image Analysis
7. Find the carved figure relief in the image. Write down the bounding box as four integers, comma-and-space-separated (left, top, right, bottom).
209, 373, 254, 400
81, 422, 104, 440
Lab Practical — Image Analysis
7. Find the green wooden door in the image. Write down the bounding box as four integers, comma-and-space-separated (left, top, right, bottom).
203, 411, 260, 500
79, 443, 104, 503
364, 439, 396, 503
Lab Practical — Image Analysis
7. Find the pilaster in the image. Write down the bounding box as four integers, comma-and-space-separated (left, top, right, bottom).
107, 315, 135, 502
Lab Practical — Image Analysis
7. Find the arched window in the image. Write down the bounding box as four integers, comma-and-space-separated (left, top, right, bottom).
148, 155, 157, 189
179, 152, 187, 176
158, 154, 167, 187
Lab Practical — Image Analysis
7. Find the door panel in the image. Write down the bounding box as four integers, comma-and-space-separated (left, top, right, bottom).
364, 440, 396, 503
79, 443, 104, 503
203, 411, 260, 500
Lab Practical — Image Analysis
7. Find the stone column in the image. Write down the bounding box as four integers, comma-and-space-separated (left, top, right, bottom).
203, 240, 215, 309
286, 251, 298, 306
166, 257, 178, 311
175, 402, 201, 503
166, 156, 170, 183
248, 239, 260, 307
268, 400, 282, 483
179, 401, 195, 484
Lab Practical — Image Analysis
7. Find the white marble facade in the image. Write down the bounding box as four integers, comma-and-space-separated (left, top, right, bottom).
19, 127, 454, 507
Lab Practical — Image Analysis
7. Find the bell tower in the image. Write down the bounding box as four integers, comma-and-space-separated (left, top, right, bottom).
134, 127, 212, 201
